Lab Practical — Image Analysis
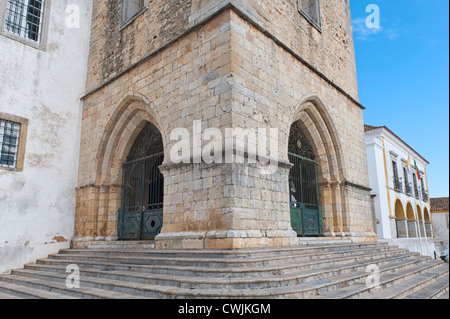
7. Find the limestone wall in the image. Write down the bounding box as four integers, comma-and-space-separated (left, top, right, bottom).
75, 3, 375, 248
86, 0, 358, 100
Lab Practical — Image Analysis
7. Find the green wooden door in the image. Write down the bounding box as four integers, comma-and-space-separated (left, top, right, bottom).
289, 153, 323, 237
118, 153, 164, 240
290, 207, 303, 236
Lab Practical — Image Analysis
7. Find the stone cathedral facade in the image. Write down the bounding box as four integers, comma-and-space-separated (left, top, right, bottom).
73, 0, 377, 250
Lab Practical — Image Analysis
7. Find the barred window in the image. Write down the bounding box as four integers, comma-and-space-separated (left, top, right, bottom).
0, 119, 21, 168
120, 0, 145, 26
298, 0, 322, 30
4, 0, 45, 43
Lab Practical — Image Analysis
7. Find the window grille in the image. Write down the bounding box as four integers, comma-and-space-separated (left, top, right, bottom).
392, 160, 403, 192
0, 119, 21, 168
4, 0, 45, 43
413, 173, 420, 199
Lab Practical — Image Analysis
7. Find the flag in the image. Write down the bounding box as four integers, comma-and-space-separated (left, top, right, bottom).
414, 159, 421, 180
405, 155, 411, 175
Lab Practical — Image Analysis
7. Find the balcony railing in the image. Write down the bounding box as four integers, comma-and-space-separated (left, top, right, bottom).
422, 190, 429, 202
414, 186, 420, 199
394, 177, 403, 192
405, 182, 413, 195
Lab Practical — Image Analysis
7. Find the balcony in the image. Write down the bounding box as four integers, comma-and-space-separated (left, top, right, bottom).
405, 182, 413, 195
414, 186, 420, 199
422, 190, 429, 202
394, 177, 403, 192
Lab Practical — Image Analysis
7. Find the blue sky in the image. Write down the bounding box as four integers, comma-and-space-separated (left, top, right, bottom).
350, 0, 449, 198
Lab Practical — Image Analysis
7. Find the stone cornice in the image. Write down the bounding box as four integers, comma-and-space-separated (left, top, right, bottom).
344, 180, 372, 192
159, 158, 293, 173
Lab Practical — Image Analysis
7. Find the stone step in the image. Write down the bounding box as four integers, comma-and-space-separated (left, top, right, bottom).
31, 251, 422, 283
438, 291, 449, 299
61, 242, 391, 259
0, 280, 76, 299
361, 263, 449, 299
71, 240, 155, 249
402, 273, 449, 299
21, 254, 428, 290
0, 292, 21, 299
312, 259, 445, 299
8, 256, 440, 299
2, 242, 447, 299
30, 251, 422, 279
47, 247, 408, 269
56, 244, 398, 267
0, 274, 151, 299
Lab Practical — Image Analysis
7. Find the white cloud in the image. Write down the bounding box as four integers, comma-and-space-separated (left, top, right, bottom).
352, 17, 404, 42
352, 17, 383, 41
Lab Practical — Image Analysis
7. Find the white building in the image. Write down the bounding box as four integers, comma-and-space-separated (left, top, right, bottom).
0, 0, 92, 273
364, 125, 442, 257
430, 198, 449, 250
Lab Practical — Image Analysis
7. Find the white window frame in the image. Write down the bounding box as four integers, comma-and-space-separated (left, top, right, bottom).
0, 0, 51, 50
298, 0, 322, 32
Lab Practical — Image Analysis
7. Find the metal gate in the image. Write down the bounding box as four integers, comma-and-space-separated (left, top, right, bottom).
118, 153, 164, 240
289, 152, 323, 237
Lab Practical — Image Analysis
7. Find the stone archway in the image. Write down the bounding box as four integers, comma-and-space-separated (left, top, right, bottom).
288, 120, 322, 237
288, 96, 349, 238
95, 93, 164, 187
406, 201, 417, 238
394, 199, 407, 238
395, 199, 405, 219
118, 122, 164, 240
74, 93, 164, 242
423, 207, 433, 237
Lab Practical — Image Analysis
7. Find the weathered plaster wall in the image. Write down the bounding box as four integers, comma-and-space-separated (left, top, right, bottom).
431, 212, 449, 249
381, 238, 446, 259
0, 0, 92, 273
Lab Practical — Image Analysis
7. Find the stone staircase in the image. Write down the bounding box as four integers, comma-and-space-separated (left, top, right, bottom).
0, 241, 448, 299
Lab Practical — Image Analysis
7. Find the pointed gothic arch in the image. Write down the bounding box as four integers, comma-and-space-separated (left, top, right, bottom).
288, 95, 348, 237
84, 93, 165, 240
95, 92, 164, 186
118, 121, 164, 240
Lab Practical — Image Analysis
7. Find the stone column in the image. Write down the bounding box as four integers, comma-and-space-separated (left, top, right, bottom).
155, 160, 298, 250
